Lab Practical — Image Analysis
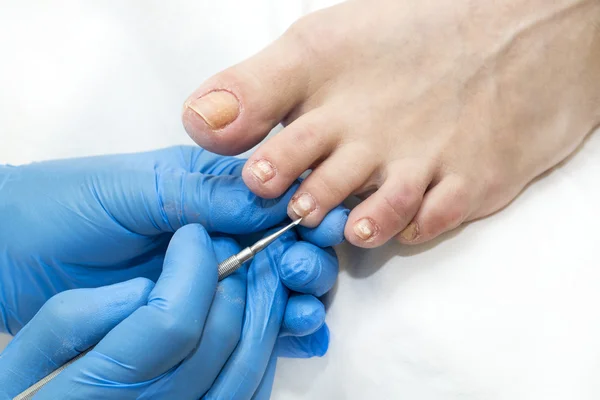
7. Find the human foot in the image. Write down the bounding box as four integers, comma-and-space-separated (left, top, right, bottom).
182, 0, 600, 248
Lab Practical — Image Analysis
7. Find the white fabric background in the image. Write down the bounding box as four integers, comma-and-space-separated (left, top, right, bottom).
1, 1, 600, 399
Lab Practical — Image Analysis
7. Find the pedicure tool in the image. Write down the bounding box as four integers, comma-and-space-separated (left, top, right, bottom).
13, 218, 302, 400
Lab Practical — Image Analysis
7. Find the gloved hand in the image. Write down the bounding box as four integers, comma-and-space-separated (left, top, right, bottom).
0, 221, 344, 400
0, 225, 264, 399
0, 146, 347, 358
206, 207, 346, 400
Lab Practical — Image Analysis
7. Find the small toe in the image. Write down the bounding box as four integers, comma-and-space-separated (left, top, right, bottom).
287, 143, 379, 227
242, 110, 341, 199
397, 175, 474, 245
345, 163, 432, 247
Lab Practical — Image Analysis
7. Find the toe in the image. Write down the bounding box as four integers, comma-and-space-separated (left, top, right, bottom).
344, 162, 432, 248
242, 109, 340, 199
182, 35, 310, 156
397, 175, 473, 245
287, 143, 379, 227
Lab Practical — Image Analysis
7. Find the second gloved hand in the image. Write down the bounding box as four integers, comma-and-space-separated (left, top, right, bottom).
1, 225, 250, 399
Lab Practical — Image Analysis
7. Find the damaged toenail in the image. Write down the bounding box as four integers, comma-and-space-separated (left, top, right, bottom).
400, 222, 419, 242
185, 90, 240, 130
353, 218, 378, 241
249, 159, 276, 183
291, 193, 316, 217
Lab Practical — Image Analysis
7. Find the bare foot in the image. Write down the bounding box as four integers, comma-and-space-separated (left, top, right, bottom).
182, 0, 600, 248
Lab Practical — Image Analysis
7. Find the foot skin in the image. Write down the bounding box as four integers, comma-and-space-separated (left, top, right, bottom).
182, 0, 600, 248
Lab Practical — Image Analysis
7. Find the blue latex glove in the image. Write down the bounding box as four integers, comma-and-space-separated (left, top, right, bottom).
0, 223, 343, 399
0, 225, 246, 399
0, 147, 344, 338
207, 207, 347, 400
0, 147, 348, 398
0, 146, 291, 334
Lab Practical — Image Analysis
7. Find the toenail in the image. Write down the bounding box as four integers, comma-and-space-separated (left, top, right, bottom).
185, 90, 240, 130
249, 159, 276, 183
353, 218, 378, 241
291, 193, 317, 217
400, 222, 419, 242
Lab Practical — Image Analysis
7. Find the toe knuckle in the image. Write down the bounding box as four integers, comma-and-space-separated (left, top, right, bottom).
323, 181, 348, 201
306, 173, 345, 202
292, 120, 328, 149
439, 184, 470, 228
382, 196, 409, 223
383, 184, 421, 223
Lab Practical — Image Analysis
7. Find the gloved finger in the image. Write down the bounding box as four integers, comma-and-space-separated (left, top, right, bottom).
297, 205, 348, 247
280, 294, 325, 337
138, 237, 246, 399
145, 171, 299, 234
205, 227, 297, 400
279, 242, 338, 297
36, 224, 218, 399
276, 324, 330, 358
179, 146, 246, 176
0, 278, 152, 399
251, 353, 278, 400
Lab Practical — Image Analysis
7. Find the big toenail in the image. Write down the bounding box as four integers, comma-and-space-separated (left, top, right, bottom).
291, 193, 316, 217
249, 160, 276, 183
353, 218, 378, 241
400, 222, 419, 241
185, 90, 240, 130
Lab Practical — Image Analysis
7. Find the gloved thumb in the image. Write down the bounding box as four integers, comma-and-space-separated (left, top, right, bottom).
0, 278, 153, 399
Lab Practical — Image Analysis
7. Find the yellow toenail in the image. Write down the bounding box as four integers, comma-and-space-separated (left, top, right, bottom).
353, 218, 378, 241
249, 159, 276, 183
400, 222, 419, 242
291, 193, 316, 217
185, 90, 240, 130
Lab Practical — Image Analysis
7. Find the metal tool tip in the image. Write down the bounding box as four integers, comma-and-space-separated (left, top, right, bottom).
249, 218, 303, 254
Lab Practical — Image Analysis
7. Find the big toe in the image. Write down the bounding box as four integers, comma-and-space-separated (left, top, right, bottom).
182, 34, 309, 156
